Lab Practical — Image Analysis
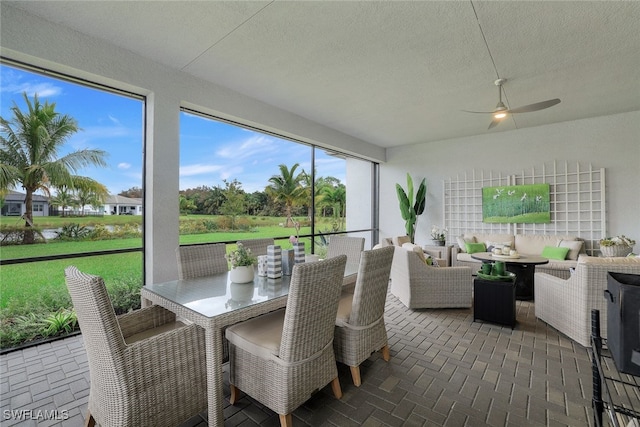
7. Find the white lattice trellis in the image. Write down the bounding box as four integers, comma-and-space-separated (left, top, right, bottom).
443, 161, 605, 256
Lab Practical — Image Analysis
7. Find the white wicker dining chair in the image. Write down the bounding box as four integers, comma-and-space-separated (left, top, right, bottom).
64, 266, 206, 427
326, 236, 365, 287
176, 242, 232, 362
334, 246, 395, 386
225, 255, 348, 427
236, 237, 275, 257
326, 235, 365, 265
176, 242, 228, 279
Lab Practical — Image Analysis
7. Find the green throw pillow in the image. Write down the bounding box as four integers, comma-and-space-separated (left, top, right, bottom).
542, 246, 570, 260
465, 242, 486, 254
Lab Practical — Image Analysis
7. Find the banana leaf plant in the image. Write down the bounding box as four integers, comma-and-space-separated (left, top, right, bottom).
395, 174, 426, 243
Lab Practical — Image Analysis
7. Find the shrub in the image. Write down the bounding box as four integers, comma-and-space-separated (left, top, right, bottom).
107, 277, 143, 314
216, 216, 232, 230
0, 226, 47, 246
236, 217, 253, 231
178, 219, 213, 235
110, 224, 142, 239
202, 219, 218, 231
88, 223, 113, 240
0, 275, 141, 349
0, 313, 46, 348
43, 309, 78, 336
55, 223, 91, 240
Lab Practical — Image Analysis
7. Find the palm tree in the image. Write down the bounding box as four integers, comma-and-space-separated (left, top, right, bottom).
265, 163, 306, 227
315, 176, 341, 216
50, 185, 77, 216
0, 92, 107, 243
73, 176, 109, 215
319, 183, 346, 230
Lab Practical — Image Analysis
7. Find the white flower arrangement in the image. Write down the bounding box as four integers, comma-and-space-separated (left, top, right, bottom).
225, 243, 256, 268
599, 235, 636, 247
430, 226, 447, 241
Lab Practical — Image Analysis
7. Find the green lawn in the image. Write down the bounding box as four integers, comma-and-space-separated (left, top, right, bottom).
1, 215, 335, 309
0, 215, 340, 348
0, 252, 143, 309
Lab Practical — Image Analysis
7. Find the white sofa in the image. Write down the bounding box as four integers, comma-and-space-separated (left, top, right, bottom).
451, 233, 586, 279
535, 255, 640, 346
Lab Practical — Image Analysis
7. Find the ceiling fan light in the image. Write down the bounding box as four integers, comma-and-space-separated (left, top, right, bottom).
494, 112, 507, 119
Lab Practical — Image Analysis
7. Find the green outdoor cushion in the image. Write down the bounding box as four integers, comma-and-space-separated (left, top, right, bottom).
542, 246, 570, 260
465, 242, 486, 254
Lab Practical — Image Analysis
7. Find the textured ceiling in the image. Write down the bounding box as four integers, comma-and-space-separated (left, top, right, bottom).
6, 1, 640, 148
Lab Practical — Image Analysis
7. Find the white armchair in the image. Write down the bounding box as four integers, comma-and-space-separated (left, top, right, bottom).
390, 246, 472, 309
535, 255, 640, 346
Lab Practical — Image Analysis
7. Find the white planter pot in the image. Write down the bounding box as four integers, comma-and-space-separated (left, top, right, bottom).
600, 245, 633, 257
230, 265, 255, 283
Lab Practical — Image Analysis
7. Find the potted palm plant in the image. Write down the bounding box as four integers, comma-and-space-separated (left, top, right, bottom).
396, 173, 426, 244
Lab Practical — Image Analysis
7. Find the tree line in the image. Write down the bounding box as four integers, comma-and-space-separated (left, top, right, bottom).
1, 92, 346, 245
173, 163, 346, 229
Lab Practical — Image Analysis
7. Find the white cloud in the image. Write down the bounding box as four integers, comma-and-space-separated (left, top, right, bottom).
216, 134, 279, 160
0, 69, 63, 98
218, 166, 244, 181
180, 164, 222, 176
118, 163, 131, 170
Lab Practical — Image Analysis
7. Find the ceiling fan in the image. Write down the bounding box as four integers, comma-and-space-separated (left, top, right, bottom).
464, 78, 561, 129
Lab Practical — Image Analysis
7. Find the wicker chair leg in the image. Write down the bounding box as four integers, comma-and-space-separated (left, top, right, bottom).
349, 366, 362, 387
381, 345, 391, 362
229, 384, 240, 405
279, 413, 293, 427
331, 377, 343, 398
84, 411, 96, 427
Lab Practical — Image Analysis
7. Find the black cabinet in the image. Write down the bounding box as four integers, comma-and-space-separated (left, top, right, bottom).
590, 309, 640, 426
473, 277, 516, 328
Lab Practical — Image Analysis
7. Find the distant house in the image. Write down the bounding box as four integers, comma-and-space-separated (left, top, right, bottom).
103, 195, 143, 216
1, 190, 50, 217
0, 191, 142, 217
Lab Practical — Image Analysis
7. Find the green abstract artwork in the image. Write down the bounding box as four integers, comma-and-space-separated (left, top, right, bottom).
482, 184, 550, 223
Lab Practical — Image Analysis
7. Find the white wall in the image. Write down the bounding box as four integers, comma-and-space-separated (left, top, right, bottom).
380, 111, 640, 248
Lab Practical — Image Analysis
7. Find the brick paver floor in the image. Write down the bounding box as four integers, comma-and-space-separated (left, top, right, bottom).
1, 292, 598, 426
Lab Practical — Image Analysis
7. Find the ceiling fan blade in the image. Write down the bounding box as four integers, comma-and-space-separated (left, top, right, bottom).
507, 98, 561, 114
488, 119, 501, 129
462, 109, 495, 114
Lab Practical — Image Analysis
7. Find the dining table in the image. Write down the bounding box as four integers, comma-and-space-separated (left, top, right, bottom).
140, 262, 358, 427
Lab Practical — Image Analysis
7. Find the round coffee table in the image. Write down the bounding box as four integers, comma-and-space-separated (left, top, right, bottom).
470, 252, 549, 300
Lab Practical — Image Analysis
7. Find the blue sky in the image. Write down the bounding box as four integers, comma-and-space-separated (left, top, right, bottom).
1, 64, 345, 196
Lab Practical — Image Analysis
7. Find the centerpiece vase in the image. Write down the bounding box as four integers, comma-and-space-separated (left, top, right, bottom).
432, 239, 445, 246
230, 265, 255, 283
293, 242, 305, 264
257, 255, 268, 277
267, 245, 282, 279
282, 249, 295, 275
